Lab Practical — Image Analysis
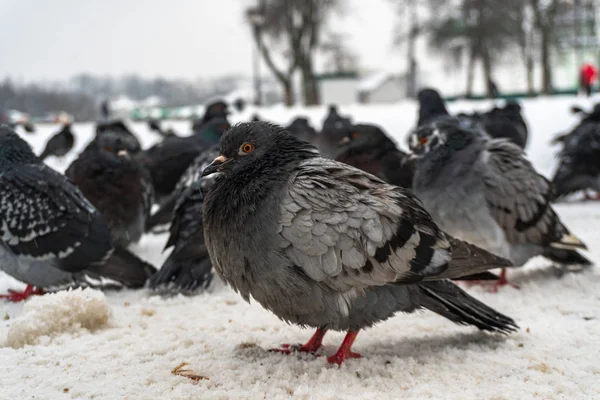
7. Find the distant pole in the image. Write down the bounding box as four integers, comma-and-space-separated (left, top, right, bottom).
247, 6, 265, 107
252, 32, 262, 107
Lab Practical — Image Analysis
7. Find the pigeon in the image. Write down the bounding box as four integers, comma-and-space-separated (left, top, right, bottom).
145, 146, 219, 232
39, 123, 75, 160
0, 126, 156, 301
335, 124, 414, 189
457, 102, 528, 149
148, 119, 178, 138
137, 118, 230, 202
202, 122, 517, 365
413, 89, 528, 149
417, 88, 455, 127
552, 103, 600, 145
192, 100, 230, 134
287, 117, 319, 146
147, 164, 216, 293
84, 120, 142, 155
552, 121, 600, 200
319, 105, 353, 157
66, 133, 154, 247
411, 121, 590, 287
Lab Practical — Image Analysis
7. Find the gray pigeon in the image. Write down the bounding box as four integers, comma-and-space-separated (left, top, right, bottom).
411, 121, 590, 288
202, 122, 517, 365
0, 126, 156, 302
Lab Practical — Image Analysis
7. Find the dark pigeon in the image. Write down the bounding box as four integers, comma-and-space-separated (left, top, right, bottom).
66, 133, 154, 247
287, 117, 318, 146
552, 121, 600, 200
147, 147, 218, 292
137, 118, 230, 203
192, 100, 229, 134
0, 126, 155, 302
39, 123, 75, 160
335, 123, 414, 189
319, 105, 353, 157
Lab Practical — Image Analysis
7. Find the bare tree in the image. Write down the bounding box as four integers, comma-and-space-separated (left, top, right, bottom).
529, 0, 560, 94
516, 3, 537, 95
320, 32, 359, 73
246, 0, 344, 106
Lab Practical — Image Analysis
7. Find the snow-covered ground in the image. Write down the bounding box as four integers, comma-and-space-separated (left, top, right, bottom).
2, 96, 600, 399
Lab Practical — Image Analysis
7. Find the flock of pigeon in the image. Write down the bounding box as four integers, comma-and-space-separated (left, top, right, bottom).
0, 88, 599, 365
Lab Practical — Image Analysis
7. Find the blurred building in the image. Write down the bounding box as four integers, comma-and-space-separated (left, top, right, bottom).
357, 72, 407, 104
316, 72, 360, 105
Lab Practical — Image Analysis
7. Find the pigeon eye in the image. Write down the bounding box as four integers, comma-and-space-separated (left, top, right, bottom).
240, 143, 254, 154
352, 132, 360, 139
419, 137, 428, 145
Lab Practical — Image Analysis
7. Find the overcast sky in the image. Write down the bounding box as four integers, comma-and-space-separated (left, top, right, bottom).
0, 0, 405, 82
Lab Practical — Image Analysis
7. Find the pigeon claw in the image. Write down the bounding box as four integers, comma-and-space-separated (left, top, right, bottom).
0, 285, 44, 302
270, 328, 328, 355
327, 350, 361, 365
327, 330, 361, 366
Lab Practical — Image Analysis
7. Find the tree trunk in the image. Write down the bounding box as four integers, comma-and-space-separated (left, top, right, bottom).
282, 79, 294, 107
466, 47, 476, 98
526, 56, 535, 95
540, 28, 553, 94
300, 57, 319, 106
481, 47, 493, 98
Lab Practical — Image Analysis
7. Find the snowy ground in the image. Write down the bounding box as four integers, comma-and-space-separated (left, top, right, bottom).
2, 96, 600, 399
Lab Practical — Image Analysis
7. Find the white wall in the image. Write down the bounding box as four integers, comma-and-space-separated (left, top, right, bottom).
319, 79, 359, 105
363, 79, 406, 103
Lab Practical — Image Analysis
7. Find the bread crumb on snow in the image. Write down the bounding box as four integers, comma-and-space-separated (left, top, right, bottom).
2, 288, 111, 348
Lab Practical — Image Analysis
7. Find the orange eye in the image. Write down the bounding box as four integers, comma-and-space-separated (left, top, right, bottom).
419, 137, 428, 145
352, 132, 360, 139
241, 143, 254, 153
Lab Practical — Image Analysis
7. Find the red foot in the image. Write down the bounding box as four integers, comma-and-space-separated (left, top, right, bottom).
270, 328, 328, 355
0, 285, 44, 302
327, 350, 361, 365
327, 330, 361, 366
466, 269, 519, 293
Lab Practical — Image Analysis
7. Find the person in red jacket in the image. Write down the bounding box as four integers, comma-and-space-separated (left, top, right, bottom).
580, 62, 598, 97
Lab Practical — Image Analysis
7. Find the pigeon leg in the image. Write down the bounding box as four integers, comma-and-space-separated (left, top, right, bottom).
0, 285, 45, 302
487, 268, 519, 293
271, 328, 328, 354
327, 330, 361, 365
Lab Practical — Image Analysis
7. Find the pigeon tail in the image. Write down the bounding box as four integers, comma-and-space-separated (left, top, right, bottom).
418, 280, 518, 333
146, 193, 178, 233
427, 236, 513, 281
147, 255, 213, 293
86, 246, 157, 288
550, 233, 588, 251
542, 247, 593, 266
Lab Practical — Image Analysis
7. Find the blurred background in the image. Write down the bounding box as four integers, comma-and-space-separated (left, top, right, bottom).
0, 0, 598, 123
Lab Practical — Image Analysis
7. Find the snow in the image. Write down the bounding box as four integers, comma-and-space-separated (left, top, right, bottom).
3, 289, 110, 349
2, 95, 600, 399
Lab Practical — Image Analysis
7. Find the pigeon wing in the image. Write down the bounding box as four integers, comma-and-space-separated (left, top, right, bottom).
481, 139, 584, 248
0, 163, 109, 264
278, 158, 453, 292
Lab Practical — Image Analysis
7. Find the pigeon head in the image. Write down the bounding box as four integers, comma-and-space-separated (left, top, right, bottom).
410, 121, 478, 155
417, 88, 449, 126
339, 124, 396, 150
0, 125, 38, 167
96, 131, 138, 155
202, 122, 318, 179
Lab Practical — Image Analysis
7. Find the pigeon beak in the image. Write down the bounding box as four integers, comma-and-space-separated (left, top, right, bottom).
202, 155, 227, 177
338, 136, 351, 146
117, 150, 129, 158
